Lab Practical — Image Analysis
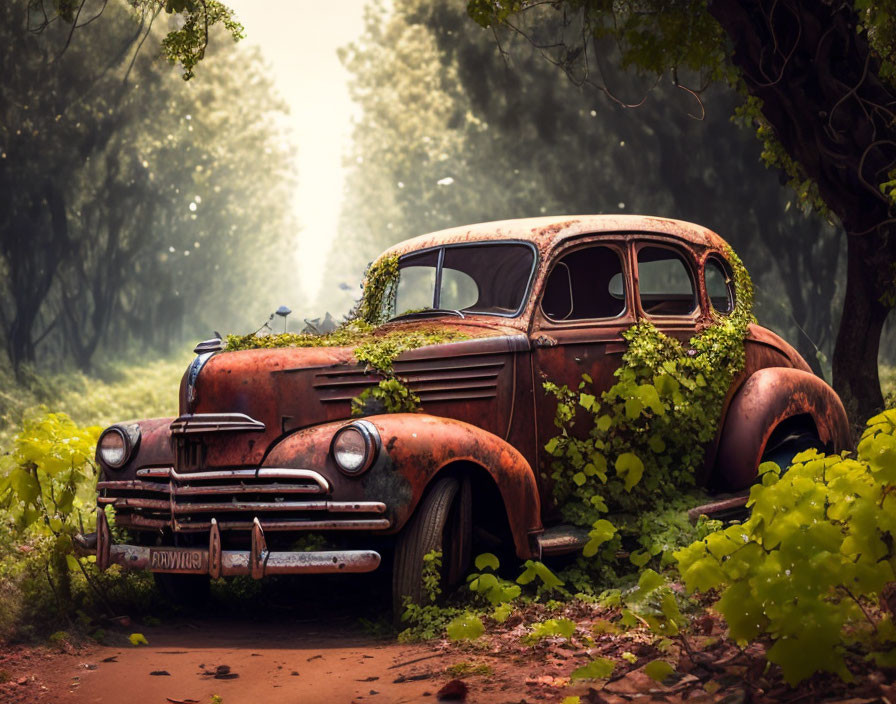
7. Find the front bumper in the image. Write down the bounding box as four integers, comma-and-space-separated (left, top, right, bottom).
75, 510, 382, 579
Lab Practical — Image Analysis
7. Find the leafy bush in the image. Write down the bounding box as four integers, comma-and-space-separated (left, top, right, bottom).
675, 410, 896, 684
0, 354, 183, 640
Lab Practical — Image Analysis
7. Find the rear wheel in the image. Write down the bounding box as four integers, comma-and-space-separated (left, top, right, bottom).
760, 431, 825, 475
392, 476, 471, 624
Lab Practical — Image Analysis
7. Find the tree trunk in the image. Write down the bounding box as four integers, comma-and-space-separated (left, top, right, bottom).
709, 0, 896, 423
832, 233, 890, 423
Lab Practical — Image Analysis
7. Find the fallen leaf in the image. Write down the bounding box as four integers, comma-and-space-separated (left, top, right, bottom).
101, 656, 118, 663
644, 659, 674, 683
128, 633, 148, 647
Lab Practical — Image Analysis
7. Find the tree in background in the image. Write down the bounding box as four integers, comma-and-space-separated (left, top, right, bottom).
465, 0, 896, 422
0, 0, 298, 373
330, 0, 845, 379
28, 0, 242, 80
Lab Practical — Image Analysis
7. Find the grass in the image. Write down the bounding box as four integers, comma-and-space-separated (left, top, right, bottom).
0, 354, 189, 448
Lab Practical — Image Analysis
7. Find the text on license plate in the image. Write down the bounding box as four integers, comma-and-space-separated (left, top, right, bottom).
149, 548, 208, 573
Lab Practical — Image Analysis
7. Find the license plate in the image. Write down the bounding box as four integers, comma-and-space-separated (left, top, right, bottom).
149, 548, 208, 573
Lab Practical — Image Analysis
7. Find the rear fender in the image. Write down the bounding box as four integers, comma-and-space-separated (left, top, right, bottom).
264, 414, 542, 558
715, 368, 851, 489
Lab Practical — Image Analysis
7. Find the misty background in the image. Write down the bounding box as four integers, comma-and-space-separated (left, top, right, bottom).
0, 0, 892, 387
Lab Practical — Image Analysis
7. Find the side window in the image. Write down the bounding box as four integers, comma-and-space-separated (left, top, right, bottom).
541, 245, 625, 321
705, 257, 735, 315
636, 246, 697, 316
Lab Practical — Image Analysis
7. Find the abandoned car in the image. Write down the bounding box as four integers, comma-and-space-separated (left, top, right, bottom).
76, 215, 851, 610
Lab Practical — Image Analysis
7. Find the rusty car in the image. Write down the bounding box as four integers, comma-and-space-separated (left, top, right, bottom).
75, 215, 851, 612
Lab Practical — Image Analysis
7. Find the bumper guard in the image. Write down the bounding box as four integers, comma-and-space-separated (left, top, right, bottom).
75, 509, 381, 579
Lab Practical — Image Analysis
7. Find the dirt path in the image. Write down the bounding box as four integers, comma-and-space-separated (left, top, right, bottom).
0, 615, 528, 704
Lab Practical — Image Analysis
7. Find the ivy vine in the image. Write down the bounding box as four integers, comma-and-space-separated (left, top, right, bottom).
544, 245, 755, 564
357, 254, 401, 326
224, 254, 469, 416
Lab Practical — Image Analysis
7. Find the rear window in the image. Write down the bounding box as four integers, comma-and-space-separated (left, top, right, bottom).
705, 257, 735, 314
636, 246, 697, 316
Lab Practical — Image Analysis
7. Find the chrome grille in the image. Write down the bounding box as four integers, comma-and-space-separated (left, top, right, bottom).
99, 467, 390, 533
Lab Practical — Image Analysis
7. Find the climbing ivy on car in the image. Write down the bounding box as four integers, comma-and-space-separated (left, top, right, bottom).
544, 245, 754, 550
674, 410, 896, 685
226, 254, 469, 415
357, 254, 401, 326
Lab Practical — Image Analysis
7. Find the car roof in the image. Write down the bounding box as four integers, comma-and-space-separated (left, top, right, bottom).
379, 214, 729, 260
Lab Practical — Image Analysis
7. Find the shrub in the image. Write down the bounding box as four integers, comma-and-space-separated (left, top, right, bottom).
675, 410, 896, 684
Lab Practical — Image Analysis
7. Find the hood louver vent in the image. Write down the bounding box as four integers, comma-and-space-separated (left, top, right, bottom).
313, 355, 505, 404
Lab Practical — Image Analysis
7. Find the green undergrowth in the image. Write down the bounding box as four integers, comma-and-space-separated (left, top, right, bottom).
675, 410, 896, 685
0, 355, 187, 449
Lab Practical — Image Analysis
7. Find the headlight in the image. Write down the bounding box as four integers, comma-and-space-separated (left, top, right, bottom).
331, 420, 380, 475
97, 424, 140, 469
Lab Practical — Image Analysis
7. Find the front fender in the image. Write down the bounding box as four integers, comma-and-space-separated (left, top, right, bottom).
263, 414, 542, 558
101, 417, 174, 480
715, 368, 851, 489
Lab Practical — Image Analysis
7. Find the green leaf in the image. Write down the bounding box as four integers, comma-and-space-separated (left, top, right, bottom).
129, 633, 149, 646
615, 452, 644, 491
644, 660, 674, 682
637, 568, 665, 594
525, 618, 576, 642
648, 436, 666, 453
445, 612, 484, 641
583, 519, 617, 557
492, 603, 513, 623
570, 656, 615, 681
629, 549, 650, 567
474, 552, 500, 571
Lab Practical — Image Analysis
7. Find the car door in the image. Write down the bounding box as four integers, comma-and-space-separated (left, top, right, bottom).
529, 237, 635, 517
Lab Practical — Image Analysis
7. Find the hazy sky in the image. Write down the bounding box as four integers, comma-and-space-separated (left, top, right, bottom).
226, 0, 369, 306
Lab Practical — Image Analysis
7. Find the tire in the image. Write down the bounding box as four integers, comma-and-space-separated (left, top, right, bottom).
392, 476, 472, 623
760, 432, 825, 475
154, 572, 211, 607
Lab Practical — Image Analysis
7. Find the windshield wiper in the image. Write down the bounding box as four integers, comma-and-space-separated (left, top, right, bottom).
388, 308, 466, 322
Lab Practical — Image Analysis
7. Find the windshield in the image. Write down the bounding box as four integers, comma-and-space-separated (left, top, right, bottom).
388, 243, 535, 319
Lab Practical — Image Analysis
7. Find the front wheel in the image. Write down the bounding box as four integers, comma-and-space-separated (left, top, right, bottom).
392, 476, 471, 623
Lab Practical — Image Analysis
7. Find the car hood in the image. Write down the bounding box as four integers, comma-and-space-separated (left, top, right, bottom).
181, 318, 530, 468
